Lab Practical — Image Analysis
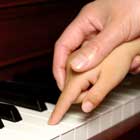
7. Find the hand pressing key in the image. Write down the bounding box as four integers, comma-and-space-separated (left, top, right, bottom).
49, 39, 140, 125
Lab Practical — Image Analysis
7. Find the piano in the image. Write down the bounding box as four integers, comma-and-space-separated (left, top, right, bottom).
0, 0, 139, 140
0, 70, 139, 140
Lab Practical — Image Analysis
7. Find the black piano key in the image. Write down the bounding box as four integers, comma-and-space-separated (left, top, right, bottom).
0, 80, 47, 111
0, 119, 4, 129
14, 66, 60, 104
0, 102, 22, 122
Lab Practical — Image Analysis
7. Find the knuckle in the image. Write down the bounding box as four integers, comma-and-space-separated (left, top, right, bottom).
86, 40, 101, 55
115, 18, 133, 42
91, 39, 102, 50
94, 95, 103, 105
88, 92, 103, 106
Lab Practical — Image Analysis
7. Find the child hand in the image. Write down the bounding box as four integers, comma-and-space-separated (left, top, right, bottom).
49, 39, 140, 125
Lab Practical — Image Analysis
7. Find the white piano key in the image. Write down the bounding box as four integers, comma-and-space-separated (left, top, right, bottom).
61, 114, 86, 127
123, 101, 134, 120
3, 117, 72, 140
114, 89, 139, 116
19, 112, 49, 127
61, 105, 99, 127
16, 106, 50, 119
74, 124, 87, 140
102, 98, 121, 108
3, 119, 34, 130
112, 106, 122, 125
100, 110, 112, 131
107, 94, 132, 119
108, 93, 131, 103
86, 105, 109, 138
113, 88, 140, 99
0, 128, 26, 140
101, 99, 122, 126
96, 105, 113, 132
111, 93, 135, 119
17, 105, 85, 130
61, 130, 75, 140
94, 105, 110, 115
87, 116, 100, 139
17, 104, 83, 127
2, 120, 45, 140
17, 105, 84, 137
116, 88, 140, 114
135, 96, 140, 114
67, 105, 96, 118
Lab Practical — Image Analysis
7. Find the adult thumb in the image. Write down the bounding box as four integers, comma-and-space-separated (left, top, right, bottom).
70, 22, 125, 72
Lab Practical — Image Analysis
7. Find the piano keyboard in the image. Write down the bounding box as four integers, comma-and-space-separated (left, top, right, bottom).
0, 75, 139, 140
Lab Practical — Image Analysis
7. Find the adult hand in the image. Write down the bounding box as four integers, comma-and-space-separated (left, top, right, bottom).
53, 0, 140, 90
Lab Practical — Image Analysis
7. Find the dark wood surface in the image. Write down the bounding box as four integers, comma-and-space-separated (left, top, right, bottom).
0, 0, 92, 80
115, 125, 140, 140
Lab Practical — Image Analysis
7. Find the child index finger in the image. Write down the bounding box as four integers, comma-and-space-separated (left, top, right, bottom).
48, 80, 82, 125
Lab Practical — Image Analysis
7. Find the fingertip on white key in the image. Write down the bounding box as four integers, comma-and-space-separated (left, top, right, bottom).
48, 111, 61, 125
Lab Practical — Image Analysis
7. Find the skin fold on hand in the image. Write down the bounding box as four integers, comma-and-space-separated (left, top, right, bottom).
49, 39, 140, 125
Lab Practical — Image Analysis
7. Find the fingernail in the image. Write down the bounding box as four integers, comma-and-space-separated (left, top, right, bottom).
82, 101, 95, 113
48, 113, 56, 125
71, 48, 97, 70
48, 118, 53, 125
71, 54, 89, 70
48, 115, 52, 125
48, 118, 56, 125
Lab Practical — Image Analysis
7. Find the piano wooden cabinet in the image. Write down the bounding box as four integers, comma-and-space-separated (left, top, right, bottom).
0, 0, 91, 79
0, 1, 139, 140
